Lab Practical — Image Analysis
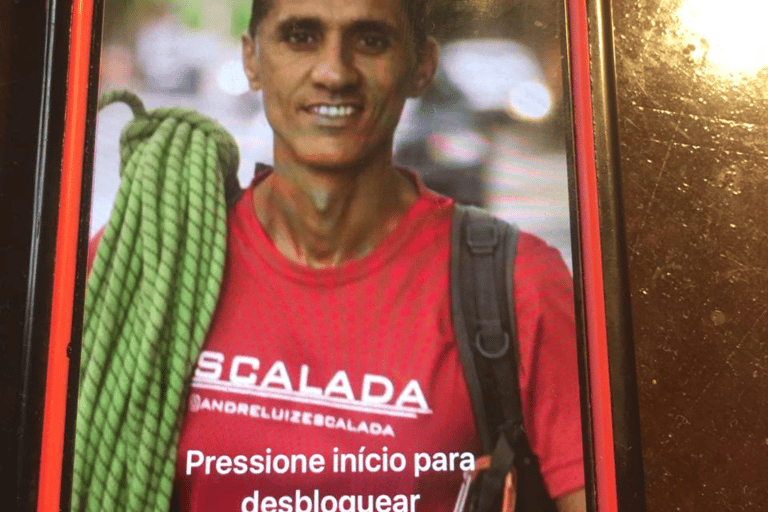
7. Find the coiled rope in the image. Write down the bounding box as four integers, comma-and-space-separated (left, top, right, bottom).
72, 90, 239, 512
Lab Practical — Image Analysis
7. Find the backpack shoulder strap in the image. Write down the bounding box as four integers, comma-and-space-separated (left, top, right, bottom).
451, 204, 523, 508
451, 205, 556, 512
452, 203, 557, 512
451, 203, 522, 454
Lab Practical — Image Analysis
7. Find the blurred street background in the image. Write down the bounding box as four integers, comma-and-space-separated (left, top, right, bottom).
91, 0, 573, 267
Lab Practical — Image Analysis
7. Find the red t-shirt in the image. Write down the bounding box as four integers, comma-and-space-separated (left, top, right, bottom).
88, 173, 583, 511
170, 174, 583, 511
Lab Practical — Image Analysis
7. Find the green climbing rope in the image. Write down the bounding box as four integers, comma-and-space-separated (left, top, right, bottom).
72, 90, 239, 512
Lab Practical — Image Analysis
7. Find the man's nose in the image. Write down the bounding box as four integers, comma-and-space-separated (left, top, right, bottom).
310, 36, 360, 92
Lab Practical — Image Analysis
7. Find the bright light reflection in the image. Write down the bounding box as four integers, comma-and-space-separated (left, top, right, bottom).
678, 0, 768, 75
507, 81, 552, 121
217, 60, 250, 96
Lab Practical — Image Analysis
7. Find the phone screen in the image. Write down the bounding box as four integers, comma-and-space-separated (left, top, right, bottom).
69, 1, 587, 511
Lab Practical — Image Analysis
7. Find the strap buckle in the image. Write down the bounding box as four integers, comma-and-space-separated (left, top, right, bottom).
466, 220, 499, 255
475, 321, 510, 359
498, 418, 525, 446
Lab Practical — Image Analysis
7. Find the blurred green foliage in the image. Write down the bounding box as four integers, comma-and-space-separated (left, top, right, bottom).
231, 1, 252, 38
173, 0, 204, 31
102, 0, 250, 43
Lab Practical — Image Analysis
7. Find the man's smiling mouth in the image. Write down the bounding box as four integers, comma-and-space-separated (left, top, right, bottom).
307, 104, 361, 118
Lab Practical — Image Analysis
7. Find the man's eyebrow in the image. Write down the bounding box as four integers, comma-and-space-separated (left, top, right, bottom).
274, 17, 400, 40
276, 17, 324, 35
347, 19, 399, 37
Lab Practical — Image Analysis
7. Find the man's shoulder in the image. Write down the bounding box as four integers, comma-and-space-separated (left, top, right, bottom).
512, 230, 573, 309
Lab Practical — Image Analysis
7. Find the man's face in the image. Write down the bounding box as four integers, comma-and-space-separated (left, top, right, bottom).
243, 0, 437, 171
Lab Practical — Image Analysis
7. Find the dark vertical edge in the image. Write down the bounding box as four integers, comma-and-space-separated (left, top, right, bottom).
11, 0, 74, 509
0, 0, 39, 502
558, 0, 597, 510
60, 1, 105, 510
586, 0, 646, 509
0, 0, 10, 146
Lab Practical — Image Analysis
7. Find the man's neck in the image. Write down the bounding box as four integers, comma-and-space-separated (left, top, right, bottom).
252, 158, 418, 268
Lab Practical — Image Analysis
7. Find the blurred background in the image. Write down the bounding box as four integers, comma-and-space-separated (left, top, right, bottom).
91, 0, 573, 267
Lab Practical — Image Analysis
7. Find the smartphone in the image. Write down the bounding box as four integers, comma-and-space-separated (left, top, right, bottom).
15, 1, 643, 511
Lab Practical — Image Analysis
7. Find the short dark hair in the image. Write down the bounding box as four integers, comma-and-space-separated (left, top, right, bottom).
248, 0, 430, 51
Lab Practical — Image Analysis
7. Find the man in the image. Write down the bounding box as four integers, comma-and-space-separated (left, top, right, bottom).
173, 0, 585, 510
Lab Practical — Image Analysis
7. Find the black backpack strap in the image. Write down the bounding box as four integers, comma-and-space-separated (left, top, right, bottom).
224, 165, 243, 209
451, 204, 556, 512
451, 204, 494, 452
451, 204, 521, 509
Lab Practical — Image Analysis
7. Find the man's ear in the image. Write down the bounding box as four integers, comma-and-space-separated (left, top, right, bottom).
408, 37, 439, 98
242, 33, 261, 91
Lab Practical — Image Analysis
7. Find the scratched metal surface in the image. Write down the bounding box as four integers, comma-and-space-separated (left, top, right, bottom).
611, 0, 768, 509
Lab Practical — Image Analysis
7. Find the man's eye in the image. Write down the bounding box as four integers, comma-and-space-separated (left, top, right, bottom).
284, 29, 318, 48
357, 33, 390, 52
